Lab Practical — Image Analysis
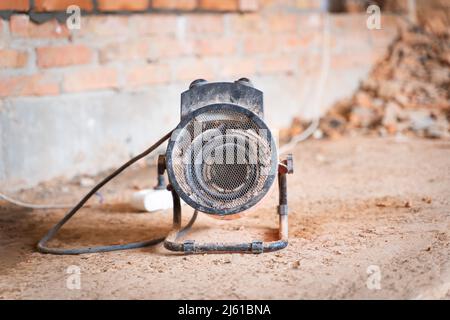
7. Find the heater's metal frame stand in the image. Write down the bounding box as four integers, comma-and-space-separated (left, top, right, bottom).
163, 155, 293, 254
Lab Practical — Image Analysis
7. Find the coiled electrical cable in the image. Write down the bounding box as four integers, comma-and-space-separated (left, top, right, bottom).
36, 130, 197, 255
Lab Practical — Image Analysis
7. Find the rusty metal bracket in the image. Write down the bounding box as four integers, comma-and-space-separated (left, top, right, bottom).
251, 241, 264, 254
154, 154, 167, 190
183, 240, 195, 254
278, 204, 288, 216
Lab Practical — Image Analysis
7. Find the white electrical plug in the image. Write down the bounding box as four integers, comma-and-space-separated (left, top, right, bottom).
130, 188, 184, 212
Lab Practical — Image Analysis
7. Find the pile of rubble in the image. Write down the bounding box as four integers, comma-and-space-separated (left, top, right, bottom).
284, 26, 450, 142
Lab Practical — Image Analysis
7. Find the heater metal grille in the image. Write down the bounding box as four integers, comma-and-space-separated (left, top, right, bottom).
166, 104, 277, 215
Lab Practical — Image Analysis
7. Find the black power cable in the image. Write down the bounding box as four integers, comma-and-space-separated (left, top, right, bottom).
37, 130, 197, 255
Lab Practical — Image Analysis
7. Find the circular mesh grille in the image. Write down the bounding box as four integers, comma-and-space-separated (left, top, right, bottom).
167, 104, 277, 215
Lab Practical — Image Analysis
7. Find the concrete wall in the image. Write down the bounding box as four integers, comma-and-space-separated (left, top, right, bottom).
0, 1, 401, 190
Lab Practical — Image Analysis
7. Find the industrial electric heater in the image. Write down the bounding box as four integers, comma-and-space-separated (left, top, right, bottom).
37, 78, 293, 255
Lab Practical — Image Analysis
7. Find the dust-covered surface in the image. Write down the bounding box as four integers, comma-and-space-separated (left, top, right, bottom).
0, 136, 449, 299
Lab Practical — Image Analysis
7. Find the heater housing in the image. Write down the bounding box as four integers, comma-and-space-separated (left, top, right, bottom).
165, 79, 278, 216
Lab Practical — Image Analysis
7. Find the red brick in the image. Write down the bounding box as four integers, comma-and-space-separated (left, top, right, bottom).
97, 0, 149, 11
219, 58, 256, 78
258, 56, 294, 75
229, 13, 264, 33
152, 0, 197, 10
133, 14, 178, 36
10, 14, 29, 35
239, 0, 259, 12
199, 0, 238, 11
331, 52, 376, 70
298, 53, 321, 75
0, 74, 59, 97
295, 0, 322, 10
149, 37, 194, 59
36, 45, 92, 68
78, 16, 129, 37
125, 64, 171, 87
331, 15, 373, 35
99, 41, 149, 64
268, 14, 298, 33
195, 38, 236, 56
175, 59, 215, 81
244, 35, 275, 54
10, 14, 69, 38
63, 67, 118, 93
0, 0, 29, 11
278, 34, 315, 52
332, 30, 371, 54
298, 13, 323, 31
0, 49, 28, 68
34, 0, 93, 11
186, 14, 224, 34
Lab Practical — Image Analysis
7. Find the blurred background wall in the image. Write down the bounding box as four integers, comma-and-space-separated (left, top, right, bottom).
0, 0, 423, 190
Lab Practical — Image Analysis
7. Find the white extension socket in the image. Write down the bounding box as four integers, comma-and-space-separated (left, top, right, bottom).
130, 188, 184, 212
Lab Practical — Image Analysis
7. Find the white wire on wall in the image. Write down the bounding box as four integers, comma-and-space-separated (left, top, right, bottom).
279, 13, 331, 154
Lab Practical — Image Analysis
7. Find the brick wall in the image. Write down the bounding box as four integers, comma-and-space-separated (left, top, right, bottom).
0, 0, 402, 190
0, 0, 256, 13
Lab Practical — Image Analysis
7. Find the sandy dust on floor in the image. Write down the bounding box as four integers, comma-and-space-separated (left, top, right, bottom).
0, 136, 449, 299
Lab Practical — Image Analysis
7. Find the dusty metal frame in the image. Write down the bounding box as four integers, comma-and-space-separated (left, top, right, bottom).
163, 155, 293, 254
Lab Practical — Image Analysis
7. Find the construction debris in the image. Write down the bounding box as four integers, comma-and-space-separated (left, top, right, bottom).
283, 26, 450, 143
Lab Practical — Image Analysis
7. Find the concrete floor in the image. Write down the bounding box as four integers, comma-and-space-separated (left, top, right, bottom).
0, 136, 449, 299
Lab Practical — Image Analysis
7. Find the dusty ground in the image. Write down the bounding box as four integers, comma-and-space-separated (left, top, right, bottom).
0, 136, 449, 299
